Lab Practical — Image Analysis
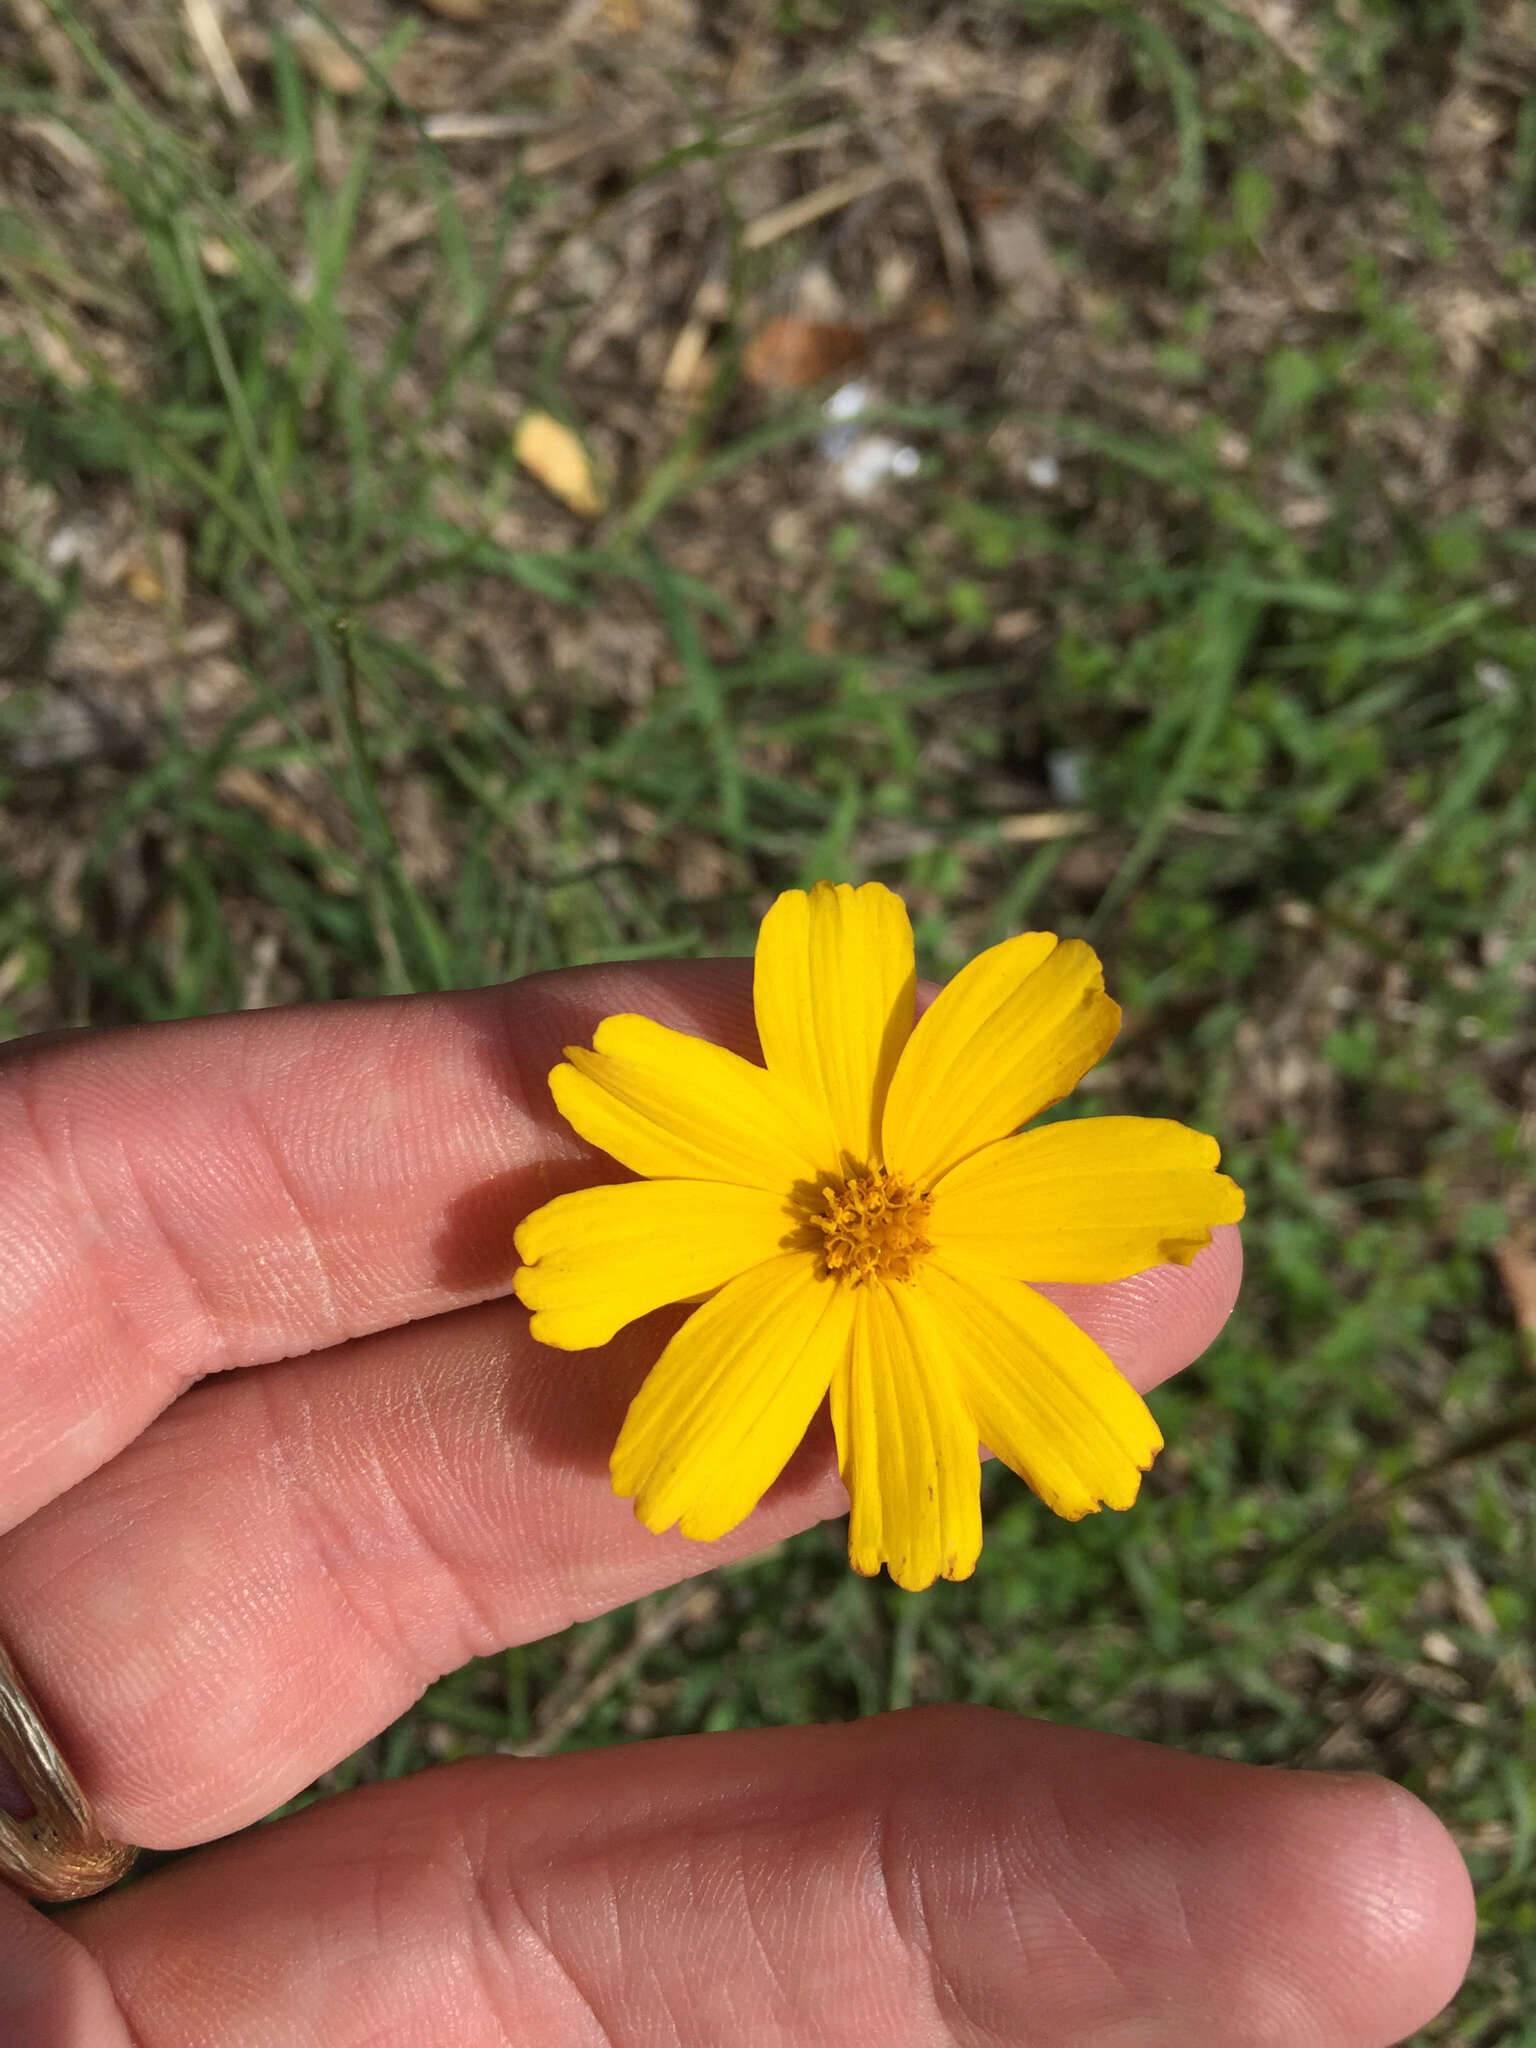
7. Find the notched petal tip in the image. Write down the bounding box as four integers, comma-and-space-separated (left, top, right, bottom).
881, 1549, 979, 1593
929, 1120, 1245, 1288
511, 1195, 557, 1263
1056, 1462, 1148, 1520
1155, 1170, 1244, 1265
587, 1012, 648, 1050
1064, 1427, 1162, 1519
545, 1058, 581, 1116
1131, 1413, 1165, 1470
627, 1491, 674, 1536
887, 1563, 933, 1593
525, 1308, 603, 1351
624, 1470, 754, 1547
675, 1500, 745, 1543
1155, 1229, 1214, 1269
514, 1247, 625, 1350
612, 1441, 671, 1522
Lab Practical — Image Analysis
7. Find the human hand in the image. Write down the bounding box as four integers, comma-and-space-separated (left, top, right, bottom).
0, 966, 1472, 2045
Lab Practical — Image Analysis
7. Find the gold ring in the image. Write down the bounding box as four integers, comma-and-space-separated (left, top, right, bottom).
0, 1638, 137, 1902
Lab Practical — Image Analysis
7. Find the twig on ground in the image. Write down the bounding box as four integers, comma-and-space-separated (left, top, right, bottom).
504, 1583, 713, 1758
183, 0, 252, 119
742, 165, 894, 250
998, 810, 1096, 844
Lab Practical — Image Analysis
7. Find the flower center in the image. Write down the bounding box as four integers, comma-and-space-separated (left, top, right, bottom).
813, 1168, 934, 1285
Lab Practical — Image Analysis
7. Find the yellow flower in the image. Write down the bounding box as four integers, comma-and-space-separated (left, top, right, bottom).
513, 882, 1244, 1590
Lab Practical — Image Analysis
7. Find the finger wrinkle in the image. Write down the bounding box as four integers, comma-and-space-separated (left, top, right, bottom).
353, 1805, 526, 2048
461, 1811, 625, 2048
255, 1370, 427, 1709
860, 1801, 956, 2040
875, 1716, 1051, 2048
0, 1072, 189, 1523
1015, 1755, 1148, 2018
378, 1368, 521, 1657
233, 1085, 343, 1344
11, 1046, 230, 1375
350, 1387, 510, 1676
733, 1829, 805, 2041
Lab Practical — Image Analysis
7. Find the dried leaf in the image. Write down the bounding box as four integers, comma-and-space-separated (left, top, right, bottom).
660, 318, 713, 395
742, 316, 868, 391
998, 810, 1095, 844
287, 17, 367, 96
218, 766, 335, 855
514, 411, 605, 517
419, 0, 491, 18
199, 237, 239, 277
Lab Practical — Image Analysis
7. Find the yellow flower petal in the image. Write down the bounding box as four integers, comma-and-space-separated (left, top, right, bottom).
910, 1260, 1162, 1520
552, 1013, 821, 1190
753, 881, 916, 1171
881, 933, 1120, 1187
930, 1116, 1245, 1283
611, 1253, 854, 1542
830, 1281, 982, 1591
513, 1180, 796, 1349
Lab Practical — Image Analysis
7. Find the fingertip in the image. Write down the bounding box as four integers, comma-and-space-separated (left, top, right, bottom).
905, 1710, 1474, 2048
1033, 1221, 1243, 1392
1289, 1771, 1477, 2044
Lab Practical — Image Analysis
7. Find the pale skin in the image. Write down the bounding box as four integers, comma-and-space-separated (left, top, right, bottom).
0, 962, 1473, 2046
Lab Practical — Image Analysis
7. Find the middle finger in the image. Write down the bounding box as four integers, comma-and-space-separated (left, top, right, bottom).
0, 1236, 1240, 1849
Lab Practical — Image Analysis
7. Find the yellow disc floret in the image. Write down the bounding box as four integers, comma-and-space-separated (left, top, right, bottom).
814, 1167, 933, 1285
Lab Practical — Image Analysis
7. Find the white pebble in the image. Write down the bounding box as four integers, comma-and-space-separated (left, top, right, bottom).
824, 381, 871, 423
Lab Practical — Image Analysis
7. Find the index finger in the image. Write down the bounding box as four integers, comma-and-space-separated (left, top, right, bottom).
0, 963, 757, 1531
